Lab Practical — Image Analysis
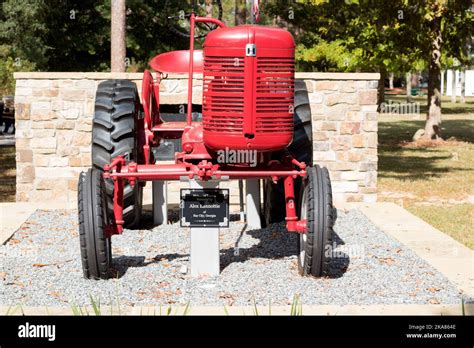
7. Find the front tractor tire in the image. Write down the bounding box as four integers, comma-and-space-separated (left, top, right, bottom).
297, 165, 334, 277
92, 80, 142, 227
78, 169, 112, 280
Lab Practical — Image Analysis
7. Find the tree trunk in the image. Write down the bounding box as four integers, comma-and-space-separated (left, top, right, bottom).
377, 67, 386, 108
389, 73, 394, 89
440, 70, 445, 95
423, 17, 442, 140
205, 0, 213, 17
406, 72, 412, 103
235, 0, 247, 26
111, 0, 126, 72
460, 67, 466, 104
451, 69, 457, 103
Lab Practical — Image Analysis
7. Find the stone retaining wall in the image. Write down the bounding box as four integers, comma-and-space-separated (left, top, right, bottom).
14, 72, 379, 205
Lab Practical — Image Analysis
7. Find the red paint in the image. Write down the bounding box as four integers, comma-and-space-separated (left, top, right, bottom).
202, 25, 295, 151
149, 50, 204, 74
102, 15, 308, 236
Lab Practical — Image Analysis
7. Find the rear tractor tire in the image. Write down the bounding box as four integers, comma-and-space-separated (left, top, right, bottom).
297, 165, 334, 277
78, 168, 112, 280
91, 79, 143, 228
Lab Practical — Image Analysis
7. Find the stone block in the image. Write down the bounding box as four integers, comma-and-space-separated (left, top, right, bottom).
43, 89, 59, 97
69, 156, 82, 167
328, 161, 357, 171
346, 111, 363, 121
15, 87, 33, 96
31, 109, 56, 121
315, 80, 338, 91
332, 181, 359, 193
346, 194, 364, 202
313, 151, 336, 161
347, 151, 363, 162
326, 104, 348, 121
31, 121, 55, 129
18, 165, 35, 183
304, 80, 314, 93
28, 80, 51, 88
366, 133, 378, 148
313, 142, 330, 151
80, 153, 92, 166
330, 135, 352, 151
68, 178, 79, 191
61, 89, 86, 100
340, 171, 366, 181
50, 157, 69, 167
59, 108, 80, 119
15, 103, 31, 120
310, 104, 324, 116
33, 129, 55, 138
75, 80, 96, 89
362, 121, 378, 132
358, 90, 377, 105
73, 132, 91, 146
76, 118, 92, 132
36, 179, 57, 190
352, 134, 365, 148
56, 120, 75, 129
359, 162, 377, 172
31, 137, 56, 149
58, 146, 80, 157
31, 101, 51, 110
16, 149, 33, 163
309, 93, 323, 104
339, 80, 355, 92
340, 122, 361, 135
325, 93, 356, 106
364, 112, 378, 121
33, 154, 50, 167
36, 167, 82, 179
313, 131, 329, 141
321, 121, 338, 131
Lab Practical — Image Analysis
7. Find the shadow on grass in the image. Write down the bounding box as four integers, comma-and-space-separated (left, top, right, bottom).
378, 153, 470, 180
378, 118, 474, 181
379, 119, 474, 146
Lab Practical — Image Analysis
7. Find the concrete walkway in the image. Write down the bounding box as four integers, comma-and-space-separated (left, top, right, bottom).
1, 201, 472, 315
355, 202, 474, 300
0, 202, 76, 245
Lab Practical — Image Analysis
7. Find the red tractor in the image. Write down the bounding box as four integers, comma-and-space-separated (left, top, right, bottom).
78, 6, 334, 280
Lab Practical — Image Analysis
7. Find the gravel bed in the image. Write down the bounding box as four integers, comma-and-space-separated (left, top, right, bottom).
0, 209, 470, 307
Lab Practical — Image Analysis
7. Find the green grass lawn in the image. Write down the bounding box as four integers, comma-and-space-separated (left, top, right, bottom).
379, 95, 474, 249
0, 145, 16, 202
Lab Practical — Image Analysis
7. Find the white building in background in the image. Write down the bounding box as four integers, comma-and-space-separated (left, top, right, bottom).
444, 69, 474, 97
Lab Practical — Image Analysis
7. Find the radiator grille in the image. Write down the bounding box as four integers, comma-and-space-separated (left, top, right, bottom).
255, 57, 294, 133
203, 56, 245, 133
203, 55, 295, 135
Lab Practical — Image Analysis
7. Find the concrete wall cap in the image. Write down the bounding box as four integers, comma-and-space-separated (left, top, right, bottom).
14, 71, 381, 81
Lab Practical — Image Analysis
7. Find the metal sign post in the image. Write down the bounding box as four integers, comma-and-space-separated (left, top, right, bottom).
184, 179, 224, 277
152, 181, 168, 225
245, 179, 262, 229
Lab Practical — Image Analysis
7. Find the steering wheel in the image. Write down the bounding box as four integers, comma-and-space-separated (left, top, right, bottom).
164, 0, 223, 39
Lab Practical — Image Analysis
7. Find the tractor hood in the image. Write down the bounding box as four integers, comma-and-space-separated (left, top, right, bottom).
204, 25, 295, 50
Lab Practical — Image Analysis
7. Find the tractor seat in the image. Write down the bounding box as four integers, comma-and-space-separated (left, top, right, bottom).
149, 50, 203, 74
